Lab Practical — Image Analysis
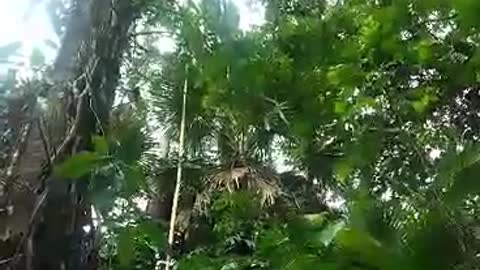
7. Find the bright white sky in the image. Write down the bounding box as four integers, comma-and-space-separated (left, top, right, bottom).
0, 0, 57, 65
0, 0, 264, 66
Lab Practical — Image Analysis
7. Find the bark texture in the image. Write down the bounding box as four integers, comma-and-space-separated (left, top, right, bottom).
0, 0, 140, 269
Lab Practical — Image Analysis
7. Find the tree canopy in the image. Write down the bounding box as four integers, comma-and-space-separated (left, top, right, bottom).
3, 0, 480, 269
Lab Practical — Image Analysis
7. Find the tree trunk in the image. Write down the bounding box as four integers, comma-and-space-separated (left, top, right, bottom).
0, 0, 140, 269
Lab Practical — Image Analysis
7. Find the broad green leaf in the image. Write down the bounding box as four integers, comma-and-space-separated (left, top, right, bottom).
54, 151, 102, 178
411, 99, 426, 114
117, 228, 135, 267
123, 166, 145, 196
439, 143, 480, 187
453, 0, 480, 29
91, 188, 116, 215
445, 163, 480, 205
319, 221, 345, 246
92, 135, 109, 155
335, 228, 393, 269
440, 144, 480, 205
257, 227, 289, 257
326, 63, 363, 89
137, 220, 167, 249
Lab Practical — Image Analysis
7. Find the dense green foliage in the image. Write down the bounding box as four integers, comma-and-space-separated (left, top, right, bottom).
6, 0, 480, 269
103, 0, 480, 268
96, 0, 480, 269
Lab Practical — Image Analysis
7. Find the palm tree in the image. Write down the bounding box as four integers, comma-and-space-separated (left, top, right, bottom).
138, 3, 336, 264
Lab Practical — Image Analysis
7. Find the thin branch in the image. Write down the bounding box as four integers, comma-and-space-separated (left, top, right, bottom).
2, 120, 33, 207
5, 122, 32, 179
0, 177, 35, 193
89, 96, 106, 135
9, 188, 48, 268
130, 38, 152, 54
0, 256, 15, 265
36, 117, 52, 167
131, 30, 173, 37
262, 95, 289, 126
418, 14, 457, 26
52, 57, 98, 162
52, 88, 88, 162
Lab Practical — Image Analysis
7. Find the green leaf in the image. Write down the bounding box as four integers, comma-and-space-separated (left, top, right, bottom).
326, 64, 362, 88
359, 15, 381, 47
220, 262, 239, 270
439, 144, 480, 185
123, 166, 145, 196
445, 163, 480, 205
440, 144, 480, 205
54, 152, 102, 178
410, 87, 439, 114
117, 228, 135, 267
334, 102, 347, 114
335, 228, 391, 269
92, 135, 109, 155
453, 0, 480, 29
137, 220, 167, 250
91, 188, 116, 215
416, 40, 432, 63
112, 122, 145, 165
183, 15, 204, 58
411, 100, 426, 114
334, 158, 352, 184
319, 221, 345, 246
303, 213, 328, 226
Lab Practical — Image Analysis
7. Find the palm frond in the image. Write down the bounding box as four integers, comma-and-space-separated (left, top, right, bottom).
195, 163, 282, 213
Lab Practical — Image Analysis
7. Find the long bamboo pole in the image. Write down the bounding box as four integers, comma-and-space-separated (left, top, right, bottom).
164, 66, 188, 270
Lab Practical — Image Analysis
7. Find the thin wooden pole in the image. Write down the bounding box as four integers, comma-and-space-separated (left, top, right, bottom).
164, 66, 188, 270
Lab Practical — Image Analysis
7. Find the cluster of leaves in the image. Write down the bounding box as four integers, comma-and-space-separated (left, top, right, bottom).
50, 0, 480, 269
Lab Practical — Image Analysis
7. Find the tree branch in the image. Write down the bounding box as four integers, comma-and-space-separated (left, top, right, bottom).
420, 14, 457, 25
36, 117, 52, 167
131, 30, 173, 37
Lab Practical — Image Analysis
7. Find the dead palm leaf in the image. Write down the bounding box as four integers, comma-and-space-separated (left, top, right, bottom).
194, 162, 282, 213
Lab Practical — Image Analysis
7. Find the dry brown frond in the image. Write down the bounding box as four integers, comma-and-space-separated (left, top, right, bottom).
194, 163, 282, 213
